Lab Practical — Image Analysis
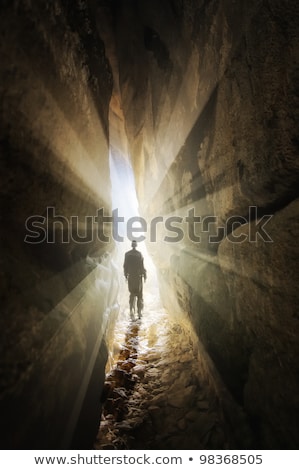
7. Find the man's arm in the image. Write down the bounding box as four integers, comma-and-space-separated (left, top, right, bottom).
141, 256, 147, 281
123, 253, 128, 278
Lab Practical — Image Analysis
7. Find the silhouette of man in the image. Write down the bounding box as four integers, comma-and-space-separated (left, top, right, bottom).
123, 240, 147, 318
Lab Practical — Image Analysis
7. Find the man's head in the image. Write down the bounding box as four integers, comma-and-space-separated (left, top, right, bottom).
131, 240, 137, 249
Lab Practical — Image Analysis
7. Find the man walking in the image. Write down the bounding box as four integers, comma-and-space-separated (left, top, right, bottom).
123, 240, 147, 318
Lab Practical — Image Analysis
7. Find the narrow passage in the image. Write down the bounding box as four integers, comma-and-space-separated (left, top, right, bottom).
94, 263, 232, 450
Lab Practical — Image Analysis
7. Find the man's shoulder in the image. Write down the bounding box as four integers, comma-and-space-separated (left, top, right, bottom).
125, 249, 142, 257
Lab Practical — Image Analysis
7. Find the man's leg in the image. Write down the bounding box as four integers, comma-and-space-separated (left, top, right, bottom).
129, 293, 135, 313
128, 276, 134, 317
137, 279, 144, 318
137, 296, 143, 318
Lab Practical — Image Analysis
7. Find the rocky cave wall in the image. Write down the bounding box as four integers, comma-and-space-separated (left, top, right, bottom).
1, 0, 299, 451
0, 1, 118, 449
109, 0, 299, 448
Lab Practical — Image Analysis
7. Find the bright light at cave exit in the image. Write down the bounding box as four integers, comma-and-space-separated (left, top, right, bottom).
109, 149, 157, 286
109, 148, 139, 237
109, 149, 166, 361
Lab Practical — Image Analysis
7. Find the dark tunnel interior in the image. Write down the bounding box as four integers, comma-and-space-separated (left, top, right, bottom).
0, 0, 299, 451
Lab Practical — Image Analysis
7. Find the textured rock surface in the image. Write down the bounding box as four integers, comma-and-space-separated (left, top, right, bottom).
95, 299, 252, 450
1, 0, 299, 450
0, 0, 116, 449
218, 199, 299, 448
104, 0, 299, 449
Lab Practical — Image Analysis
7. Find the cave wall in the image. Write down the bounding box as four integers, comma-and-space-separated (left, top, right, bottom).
1, 0, 299, 450
110, 0, 299, 448
0, 0, 118, 449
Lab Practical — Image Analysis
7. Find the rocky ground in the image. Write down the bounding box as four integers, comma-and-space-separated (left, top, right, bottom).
94, 282, 232, 450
